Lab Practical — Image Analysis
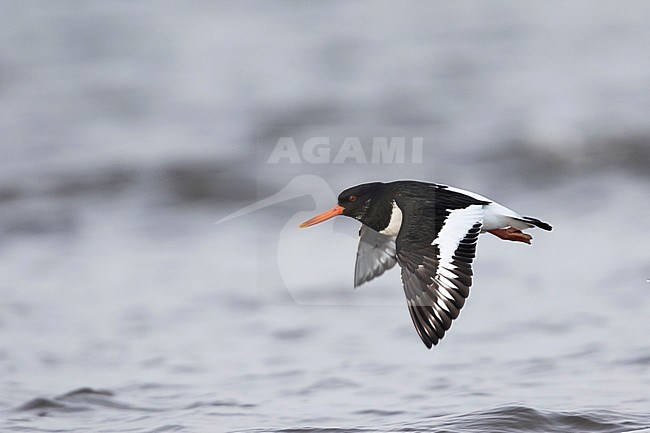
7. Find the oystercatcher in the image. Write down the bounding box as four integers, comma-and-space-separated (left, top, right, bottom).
299, 180, 552, 348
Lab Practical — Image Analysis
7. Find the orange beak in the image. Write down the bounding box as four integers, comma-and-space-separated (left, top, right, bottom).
299, 205, 344, 228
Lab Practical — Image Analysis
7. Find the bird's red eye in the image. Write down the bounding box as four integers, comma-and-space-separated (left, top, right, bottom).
348, 195, 357, 202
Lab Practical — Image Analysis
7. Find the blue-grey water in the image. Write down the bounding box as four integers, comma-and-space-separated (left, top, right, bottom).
1, 2, 650, 432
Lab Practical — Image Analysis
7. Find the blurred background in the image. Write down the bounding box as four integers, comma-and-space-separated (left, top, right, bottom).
1, 2, 649, 432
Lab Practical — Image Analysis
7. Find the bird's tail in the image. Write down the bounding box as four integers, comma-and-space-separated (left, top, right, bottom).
515, 216, 553, 231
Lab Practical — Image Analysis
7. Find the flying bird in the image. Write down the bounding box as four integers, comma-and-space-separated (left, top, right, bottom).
299, 180, 552, 348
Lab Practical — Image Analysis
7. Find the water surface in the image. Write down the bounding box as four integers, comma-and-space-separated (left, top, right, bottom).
1, 2, 649, 432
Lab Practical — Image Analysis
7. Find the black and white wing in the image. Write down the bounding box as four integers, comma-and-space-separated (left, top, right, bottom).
396, 204, 484, 348
354, 225, 397, 287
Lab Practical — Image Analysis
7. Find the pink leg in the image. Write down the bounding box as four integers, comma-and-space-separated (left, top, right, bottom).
488, 227, 532, 244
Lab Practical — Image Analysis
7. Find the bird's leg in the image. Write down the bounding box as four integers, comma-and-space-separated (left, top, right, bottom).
488, 227, 532, 244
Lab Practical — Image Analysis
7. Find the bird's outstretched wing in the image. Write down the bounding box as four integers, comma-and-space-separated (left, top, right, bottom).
354, 225, 397, 287
396, 204, 484, 348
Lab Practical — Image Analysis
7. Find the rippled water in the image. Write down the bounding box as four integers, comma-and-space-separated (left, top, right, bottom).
1, 2, 650, 432
9, 388, 650, 433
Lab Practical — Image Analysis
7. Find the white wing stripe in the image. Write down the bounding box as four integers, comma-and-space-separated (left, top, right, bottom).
437, 283, 457, 300
433, 204, 484, 266
437, 267, 458, 282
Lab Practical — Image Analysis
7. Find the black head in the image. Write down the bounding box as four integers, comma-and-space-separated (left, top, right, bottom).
300, 182, 392, 231
336, 182, 383, 221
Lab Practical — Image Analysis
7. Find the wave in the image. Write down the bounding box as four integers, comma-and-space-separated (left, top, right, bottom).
15, 387, 159, 415
422, 405, 649, 433
240, 405, 649, 433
